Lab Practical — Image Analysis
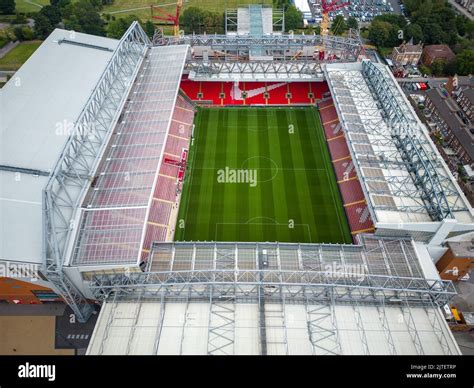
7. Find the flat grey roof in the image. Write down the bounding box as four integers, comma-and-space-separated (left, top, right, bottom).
1, 29, 117, 170
0, 29, 118, 264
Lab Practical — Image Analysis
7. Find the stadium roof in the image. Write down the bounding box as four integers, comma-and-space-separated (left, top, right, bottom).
0, 29, 118, 264
70, 45, 189, 267
86, 300, 460, 355
324, 61, 474, 226
86, 237, 460, 355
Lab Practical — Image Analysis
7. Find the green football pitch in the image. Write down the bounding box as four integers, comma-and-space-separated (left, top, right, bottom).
174, 107, 352, 244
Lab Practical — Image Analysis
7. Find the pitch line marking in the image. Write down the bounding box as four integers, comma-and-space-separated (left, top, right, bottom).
214, 222, 312, 243
147, 221, 168, 228
338, 176, 358, 184
172, 118, 193, 126
168, 133, 189, 141
175, 105, 194, 113
192, 167, 327, 172
153, 197, 174, 204
164, 151, 181, 159
322, 118, 339, 125
179, 110, 201, 240
344, 199, 366, 207
319, 103, 334, 110
332, 155, 351, 163
312, 109, 346, 241
159, 173, 176, 180
327, 134, 345, 142
351, 227, 375, 235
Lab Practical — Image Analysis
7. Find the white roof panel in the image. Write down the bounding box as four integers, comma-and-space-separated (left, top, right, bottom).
0, 30, 118, 264
87, 301, 461, 355
1, 29, 118, 171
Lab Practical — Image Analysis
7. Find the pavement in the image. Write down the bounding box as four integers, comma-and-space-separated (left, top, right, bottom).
0, 302, 99, 354
55, 305, 99, 353
0, 315, 74, 355
452, 277, 474, 313
447, 0, 474, 20
0, 41, 19, 60
452, 331, 474, 355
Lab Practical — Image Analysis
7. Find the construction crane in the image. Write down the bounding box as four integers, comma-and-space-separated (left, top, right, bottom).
320, 0, 350, 37
151, 0, 183, 37
316, 0, 350, 60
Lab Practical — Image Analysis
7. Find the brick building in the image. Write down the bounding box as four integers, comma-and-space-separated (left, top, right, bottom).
422, 44, 456, 66
391, 40, 423, 66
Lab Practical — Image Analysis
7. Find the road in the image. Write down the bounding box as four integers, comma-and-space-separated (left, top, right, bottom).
396, 77, 449, 82
396, 77, 449, 89
447, 0, 474, 20
0, 41, 19, 60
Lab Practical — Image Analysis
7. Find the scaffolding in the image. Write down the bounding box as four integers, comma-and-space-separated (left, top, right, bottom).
153, 32, 362, 61
186, 60, 324, 81
42, 22, 150, 322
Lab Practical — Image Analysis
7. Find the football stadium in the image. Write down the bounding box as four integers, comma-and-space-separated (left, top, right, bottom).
175, 106, 351, 244
1, 4, 474, 355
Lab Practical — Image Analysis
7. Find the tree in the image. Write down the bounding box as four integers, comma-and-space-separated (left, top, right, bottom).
347, 16, 358, 31
455, 15, 468, 37
107, 15, 140, 39
284, 5, 302, 31
144, 20, 154, 38
419, 64, 432, 76
50, 0, 70, 8
423, 22, 443, 44
465, 20, 474, 40
180, 7, 223, 34
403, 0, 433, 17
82, 0, 102, 10
330, 15, 347, 36
431, 59, 446, 77
13, 25, 34, 41
453, 50, 474, 75
33, 13, 54, 39
444, 60, 457, 76
404, 23, 423, 44
40, 5, 61, 26
0, 0, 15, 14
12, 12, 26, 24
374, 13, 407, 29
180, 7, 203, 34
368, 20, 392, 47
62, 0, 105, 36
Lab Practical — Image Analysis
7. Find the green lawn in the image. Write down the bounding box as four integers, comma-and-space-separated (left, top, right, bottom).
102, 0, 272, 22
0, 40, 42, 70
14, 0, 49, 13
175, 107, 351, 244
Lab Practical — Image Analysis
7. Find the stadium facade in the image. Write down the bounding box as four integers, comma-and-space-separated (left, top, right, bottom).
1, 8, 473, 354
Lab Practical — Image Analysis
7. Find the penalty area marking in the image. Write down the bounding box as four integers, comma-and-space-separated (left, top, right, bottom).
214, 221, 312, 243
